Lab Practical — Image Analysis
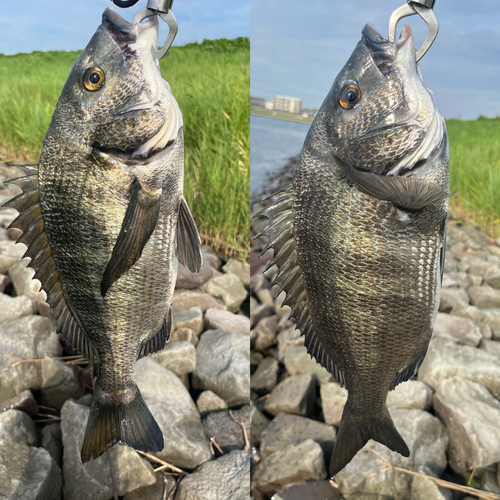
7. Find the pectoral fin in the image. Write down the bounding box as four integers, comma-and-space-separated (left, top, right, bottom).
335, 155, 452, 210
176, 197, 202, 273
101, 179, 162, 297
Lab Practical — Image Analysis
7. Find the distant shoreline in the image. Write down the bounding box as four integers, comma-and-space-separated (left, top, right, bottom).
251, 108, 313, 124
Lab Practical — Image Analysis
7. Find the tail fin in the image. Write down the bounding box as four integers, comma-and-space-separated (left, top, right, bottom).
81, 381, 163, 463
330, 401, 409, 477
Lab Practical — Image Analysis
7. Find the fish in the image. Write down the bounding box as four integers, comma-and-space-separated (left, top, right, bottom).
5, 7, 202, 462
257, 23, 450, 476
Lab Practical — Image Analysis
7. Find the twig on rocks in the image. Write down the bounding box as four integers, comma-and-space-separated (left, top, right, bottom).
166, 475, 182, 500
229, 409, 250, 451
1, 355, 82, 372
371, 450, 500, 500
254, 394, 270, 403
468, 468, 477, 485
210, 437, 224, 455
107, 449, 119, 500
137, 451, 186, 475
33, 418, 61, 423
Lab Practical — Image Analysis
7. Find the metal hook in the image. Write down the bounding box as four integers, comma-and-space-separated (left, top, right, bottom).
133, 0, 178, 60
388, 0, 439, 61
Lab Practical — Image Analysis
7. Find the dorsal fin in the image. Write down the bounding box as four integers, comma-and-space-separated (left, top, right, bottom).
255, 186, 345, 386
5, 167, 99, 363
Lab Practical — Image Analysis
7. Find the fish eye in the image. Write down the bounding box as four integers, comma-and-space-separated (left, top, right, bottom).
83, 67, 105, 91
339, 84, 362, 109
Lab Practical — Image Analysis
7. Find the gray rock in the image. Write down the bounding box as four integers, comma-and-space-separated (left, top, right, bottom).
441, 273, 458, 288
61, 399, 157, 500
250, 357, 279, 395
196, 390, 228, 417
282, 346, 333, 384
260, 412, 336, 459
469, 274, 483, 286
176, 260, 214, 289
256, 288, 275, 308
0, 240, 25, 273
250, 401, 270, 444
450, 302, 486, 324
320, 382, 347, 427
479, 339, 500, 359
432, 312, 482, 346
201, 245, 222, 270
41, 423, 62, 468
443, 259, 458, 273
222, 258, 250, 286
272, 480, 342, 500
251, 439, 327, 500
482, 309, 500, 338
250, 271, 267, 294
152, 340, 196, 376
204, 308, 250, 335
439, 287, 469, 312
335, 409, 448, 500
253, 315, 279, 351
458, 256, 490, 275
8, 260, 45, 303
250, 303, 274, 328
277, 326, 304, 361
411, 474, 452, 500
0, 293, 36, 324
202, 408, 247, 453
0, 273, 10, 293
173, 306, 204, 335
193, 329, 250, 406
264, 373, 316, 417
445, 271, 471, 289
124, 475, 176, 500
200, 273, 248, 313
387, 380, 434, 411
417, 337, 500, 397
468, 285, 500, 309
170, 327, 199, 346
0, 389, 38, 417
136, 357, 212, 468
0, 409, 62, 500
172, 291, 225, 314
484, 265, 500, 288
433, 376, 500, 473
175, 450, 250, 500
481, 470, 500, 494
0, 315, 80, 403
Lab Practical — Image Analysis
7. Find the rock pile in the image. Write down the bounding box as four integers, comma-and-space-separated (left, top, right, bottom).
0, 163, 250, 500
250, 158, 500, 500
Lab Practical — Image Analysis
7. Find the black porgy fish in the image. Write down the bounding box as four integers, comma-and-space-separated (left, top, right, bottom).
258, 24, 449, 476
6, 8, 202, 462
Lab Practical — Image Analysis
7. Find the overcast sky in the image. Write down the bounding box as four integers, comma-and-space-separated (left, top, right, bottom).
251, 0, 500, 119
0, 0, 249, 55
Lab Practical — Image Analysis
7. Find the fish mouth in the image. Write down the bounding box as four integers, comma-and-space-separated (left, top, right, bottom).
362, 23, 414, 75
102, 7, 159, 55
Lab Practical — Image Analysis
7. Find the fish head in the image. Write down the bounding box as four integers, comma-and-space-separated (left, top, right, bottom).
317, 23, 439, 174
55, 7, 181, 161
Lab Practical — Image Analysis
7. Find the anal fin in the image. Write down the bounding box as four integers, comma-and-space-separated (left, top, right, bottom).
176, 197, 202, 273
101, 178, 162, 297
138, 309, 172, 359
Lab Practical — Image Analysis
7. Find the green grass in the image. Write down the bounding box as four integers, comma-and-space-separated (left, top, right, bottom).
0, 38, 249, 260
251, 106, 313, 123
447, 117, 500, 239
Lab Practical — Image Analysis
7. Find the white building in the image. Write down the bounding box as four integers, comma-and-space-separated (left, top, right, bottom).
273, 95, 302, 114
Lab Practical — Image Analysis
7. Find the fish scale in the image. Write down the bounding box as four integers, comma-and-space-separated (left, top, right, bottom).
257, 22, 449, 477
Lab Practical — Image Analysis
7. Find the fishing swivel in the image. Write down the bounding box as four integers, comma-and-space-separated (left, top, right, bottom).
388, 0, 438, 61
111, 0, 178, 60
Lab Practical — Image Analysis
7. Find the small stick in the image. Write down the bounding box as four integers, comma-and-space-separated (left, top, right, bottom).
229, 410, 250, 451
210, 437, 224, 455
1, 355, 82, 372
107, 449, 119, 500
468, 468, 476, 486
167, 475, 183, 500
137, 451, 186, 475
254, 394, 270, 403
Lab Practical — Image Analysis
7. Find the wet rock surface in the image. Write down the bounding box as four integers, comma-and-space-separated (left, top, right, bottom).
0, 163, 250, 500
250, 159, 500, 499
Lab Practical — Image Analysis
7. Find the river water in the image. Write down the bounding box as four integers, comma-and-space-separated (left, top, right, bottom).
250, 114, 311, 195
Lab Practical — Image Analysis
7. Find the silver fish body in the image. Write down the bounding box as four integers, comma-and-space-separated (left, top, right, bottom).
258, 23, 449, 476
6, 8, 201, 461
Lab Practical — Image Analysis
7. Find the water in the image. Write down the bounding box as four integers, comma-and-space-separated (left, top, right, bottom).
250, 114, 310, 195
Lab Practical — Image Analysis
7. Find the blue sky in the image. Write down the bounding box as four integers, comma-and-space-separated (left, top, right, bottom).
251, 0, 500, 119
0, 0, 249, 55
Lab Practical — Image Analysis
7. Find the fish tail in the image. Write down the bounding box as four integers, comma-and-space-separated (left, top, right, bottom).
329, 400, 409, 477
81, 380, 163, 463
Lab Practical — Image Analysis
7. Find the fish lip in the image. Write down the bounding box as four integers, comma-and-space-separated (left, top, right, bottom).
362, 23, 413, 74
102, 7, 159, 53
